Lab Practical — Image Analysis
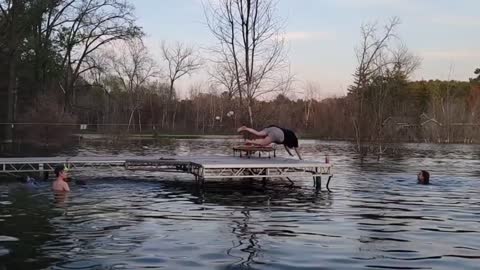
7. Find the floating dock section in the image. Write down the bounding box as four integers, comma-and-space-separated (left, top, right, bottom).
0, 156, 333, 190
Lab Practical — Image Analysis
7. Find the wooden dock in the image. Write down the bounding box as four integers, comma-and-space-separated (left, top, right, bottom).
0, 156, 333, 190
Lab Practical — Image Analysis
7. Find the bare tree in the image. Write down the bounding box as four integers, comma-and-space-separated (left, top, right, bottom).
303, 81, 321, 129
30, 0, 76, 92
1, 0, 20, 142
349, 17, 420, 156
205, 0, 289, 126
161, 41, 202, 129
0, 0, 44, 142
349, 17, 399, 155
106, 40, 158, 132
209, 61, 238, 99
56, 0, 142, 111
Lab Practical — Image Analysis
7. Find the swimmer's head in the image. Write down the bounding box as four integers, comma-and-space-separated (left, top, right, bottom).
18, 176, 28, 183
54, 165, 66, 178
417, 170, 430, 185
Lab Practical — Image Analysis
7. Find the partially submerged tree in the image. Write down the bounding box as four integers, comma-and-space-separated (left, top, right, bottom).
205, 0, 290, 126
349, 17, 420, 156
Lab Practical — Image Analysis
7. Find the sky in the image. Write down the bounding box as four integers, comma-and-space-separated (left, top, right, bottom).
132, 0, 480, 98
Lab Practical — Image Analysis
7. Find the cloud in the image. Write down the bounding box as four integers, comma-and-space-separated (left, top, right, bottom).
420, 49, 480, 60
280, 31, 335, 42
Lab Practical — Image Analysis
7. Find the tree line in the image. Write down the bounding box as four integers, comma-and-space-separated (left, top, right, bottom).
1, 0, 479, 150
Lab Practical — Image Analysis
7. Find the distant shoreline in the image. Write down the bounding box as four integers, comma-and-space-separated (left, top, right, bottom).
74, 133, 241, 140
73, 133, 478, 145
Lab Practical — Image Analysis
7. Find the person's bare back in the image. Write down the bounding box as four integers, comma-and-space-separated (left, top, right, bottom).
52, 165, 70, 192
237, 125, 303, 160
52, 179, 70, 192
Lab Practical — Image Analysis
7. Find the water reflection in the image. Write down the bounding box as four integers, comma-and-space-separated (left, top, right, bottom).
53, 192, 70, 208
1, 140, 480, 269
156, 179, 336, 269
159, 179, 333, 208
0, 185, 60, 269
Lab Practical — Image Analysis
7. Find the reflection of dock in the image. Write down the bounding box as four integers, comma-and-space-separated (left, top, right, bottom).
0, 156, 333, 190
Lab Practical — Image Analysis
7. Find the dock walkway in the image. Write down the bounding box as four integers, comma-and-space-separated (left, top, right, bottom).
0, 156, 333, 190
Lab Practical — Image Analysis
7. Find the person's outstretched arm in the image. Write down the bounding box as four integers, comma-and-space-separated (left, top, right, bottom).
294, 147, 303, 160
237, 126, 267, 137
284, 145, 294, 156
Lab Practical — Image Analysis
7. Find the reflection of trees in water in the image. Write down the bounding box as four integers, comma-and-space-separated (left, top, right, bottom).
159, 178, 334, 209
0, 189, 59, 269
225, 209, 260, 269
223, 192, 334, 269
159, 179, 334, 269
349, 185, 415, 261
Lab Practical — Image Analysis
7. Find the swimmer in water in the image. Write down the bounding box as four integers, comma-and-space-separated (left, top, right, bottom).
19, 176, 38, 189
52, 165, 70, 192
417, 170, 430, 185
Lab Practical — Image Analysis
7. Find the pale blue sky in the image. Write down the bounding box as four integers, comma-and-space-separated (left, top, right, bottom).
133, 0, 480, 97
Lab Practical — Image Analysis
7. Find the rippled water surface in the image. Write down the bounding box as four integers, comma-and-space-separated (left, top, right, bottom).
1, 139, 480, 270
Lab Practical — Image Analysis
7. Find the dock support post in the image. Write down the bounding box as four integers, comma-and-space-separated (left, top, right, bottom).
326, 175, 333, 192
38, 164, 44, 179
262, 169, 268, 187
194, 175, 198, 183
315, 176, 322, 191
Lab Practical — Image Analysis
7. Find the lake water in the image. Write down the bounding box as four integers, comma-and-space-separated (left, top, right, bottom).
1, 139, 479, 270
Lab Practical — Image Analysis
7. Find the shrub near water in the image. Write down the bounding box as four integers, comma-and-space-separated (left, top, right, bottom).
16, 93, 77, 147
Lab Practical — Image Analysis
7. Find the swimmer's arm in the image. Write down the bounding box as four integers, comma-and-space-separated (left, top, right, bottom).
294, 147, 302, 160
284, 145, 294, 156
63, 182, 70, 192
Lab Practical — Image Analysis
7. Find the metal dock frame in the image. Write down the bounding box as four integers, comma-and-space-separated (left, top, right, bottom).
1, 156, 334, 190
0, 157, 127, 179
